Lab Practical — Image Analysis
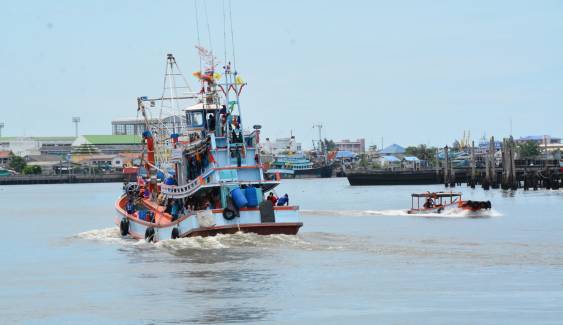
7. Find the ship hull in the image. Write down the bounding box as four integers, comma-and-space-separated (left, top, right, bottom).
294, 165, 333, 178
347, 170, 442, 185
115, 196, 302, 242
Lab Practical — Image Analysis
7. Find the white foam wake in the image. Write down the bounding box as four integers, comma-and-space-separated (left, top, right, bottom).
74, 228, 313, 250
301, 208, 502, 218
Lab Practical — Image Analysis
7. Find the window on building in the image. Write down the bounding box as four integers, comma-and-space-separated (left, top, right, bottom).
115, 124, 126, 135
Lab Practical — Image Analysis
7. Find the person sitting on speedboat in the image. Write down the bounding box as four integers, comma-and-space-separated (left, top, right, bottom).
423, 197, 434, 209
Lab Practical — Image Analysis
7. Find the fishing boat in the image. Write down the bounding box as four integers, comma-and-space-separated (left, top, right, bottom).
114, 50, 302, 242
266, 153, 332, 179
407, 192, 491, 214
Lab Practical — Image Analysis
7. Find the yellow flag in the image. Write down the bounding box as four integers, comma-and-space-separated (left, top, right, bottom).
235, 75, 244, 85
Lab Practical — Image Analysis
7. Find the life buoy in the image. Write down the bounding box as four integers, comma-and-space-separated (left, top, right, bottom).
145, 227, 155, 242
119, 217, 129, 236
171, 227, 180, 239
223, 208, 236, 220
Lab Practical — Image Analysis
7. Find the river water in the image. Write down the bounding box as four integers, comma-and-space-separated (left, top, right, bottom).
1, 178, 562, 324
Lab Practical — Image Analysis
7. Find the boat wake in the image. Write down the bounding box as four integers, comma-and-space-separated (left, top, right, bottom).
155, 232, 312, 250
74, 227, 314, 250
301, 208, 502, 218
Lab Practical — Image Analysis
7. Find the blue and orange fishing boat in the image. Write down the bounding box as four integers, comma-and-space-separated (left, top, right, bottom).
115, 50, 302, 242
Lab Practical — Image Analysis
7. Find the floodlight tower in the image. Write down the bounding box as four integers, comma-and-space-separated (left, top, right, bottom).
0, 122, 4, 137
72, 117, 80, 137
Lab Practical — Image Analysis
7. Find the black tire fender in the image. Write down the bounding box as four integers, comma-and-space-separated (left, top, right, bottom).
145, 227, 155, 242
171, 227, 180, 240
223, 208, 237, 220
119, 217, 129, 237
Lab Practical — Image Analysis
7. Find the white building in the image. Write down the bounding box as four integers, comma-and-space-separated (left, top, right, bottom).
262, 136, 302, 155
0, 137, 75, 157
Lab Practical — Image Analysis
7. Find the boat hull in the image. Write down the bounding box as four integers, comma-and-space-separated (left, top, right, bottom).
115, 196, 302, 242
347, 170, 442, 185
294, 164, 333, 178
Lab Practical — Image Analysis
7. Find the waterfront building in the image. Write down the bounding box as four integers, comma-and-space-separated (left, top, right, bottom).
516, 135, 561, 145
71, 135, 143, 155
111, 115, 184, 136
402, 156, 421, 170
544, 142, 563, 153
0, 150, 11, 167
335, 138, 365, 153
262, 136, 302, 155
0, 137, 75, 157
377, 155, 401, 169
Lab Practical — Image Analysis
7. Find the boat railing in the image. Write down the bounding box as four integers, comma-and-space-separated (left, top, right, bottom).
161, 168, 215, 198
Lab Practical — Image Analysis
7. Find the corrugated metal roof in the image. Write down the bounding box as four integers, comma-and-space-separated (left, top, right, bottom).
379, 144, 405, 154
335, 150, 357, 158
381, 155, 400, 162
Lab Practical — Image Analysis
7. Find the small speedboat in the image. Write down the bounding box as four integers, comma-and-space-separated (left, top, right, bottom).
407, 192, 491, 214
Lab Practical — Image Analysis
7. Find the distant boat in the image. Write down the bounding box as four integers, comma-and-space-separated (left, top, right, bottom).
407, 191, 491, 215
267, 153, 332, 178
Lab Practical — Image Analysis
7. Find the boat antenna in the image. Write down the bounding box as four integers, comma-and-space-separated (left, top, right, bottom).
202, 0, 213, 54
194, 0, 202, 72
228, 0, 237, 70
222, 0, 228, 67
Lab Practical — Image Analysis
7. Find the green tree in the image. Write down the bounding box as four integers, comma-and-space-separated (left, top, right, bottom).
517, 141, 540, 157
22, 165, 42, 175
8, 153, 27, 173
405, 144, 436, 162
322, 138, 336, 151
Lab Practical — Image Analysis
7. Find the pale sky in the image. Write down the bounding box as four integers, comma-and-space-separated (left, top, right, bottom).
1, 0, 562, 148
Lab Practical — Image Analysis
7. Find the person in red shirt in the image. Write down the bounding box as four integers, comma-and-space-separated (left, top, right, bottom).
267, 192, 278, 205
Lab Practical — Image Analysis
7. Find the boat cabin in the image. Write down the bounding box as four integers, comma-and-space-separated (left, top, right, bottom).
410, 192, 462, 211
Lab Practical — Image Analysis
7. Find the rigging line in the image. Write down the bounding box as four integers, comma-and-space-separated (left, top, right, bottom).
228, 0, 237, 70
202, 0, 213, 54
222, 0, 228, 67
193, 0, 202, 72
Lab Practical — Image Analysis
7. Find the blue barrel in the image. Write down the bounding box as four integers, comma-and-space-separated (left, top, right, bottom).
245, 187, 258, 207
230, 187, 248, 208
138, 210, 147, 221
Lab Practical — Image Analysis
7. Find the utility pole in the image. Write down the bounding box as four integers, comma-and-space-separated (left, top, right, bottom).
0, 122, 4, 137
72, 117, 80, 137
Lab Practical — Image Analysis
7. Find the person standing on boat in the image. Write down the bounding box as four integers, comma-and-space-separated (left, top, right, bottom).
267, 192, 278, 205
207, 113, 216, 132
126, 199, 135, 215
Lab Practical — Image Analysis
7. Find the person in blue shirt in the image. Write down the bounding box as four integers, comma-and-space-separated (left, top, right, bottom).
276, 194, 289, 206
126, 199, 135, 215
171, 199, 180, 221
